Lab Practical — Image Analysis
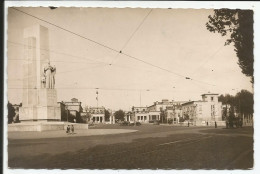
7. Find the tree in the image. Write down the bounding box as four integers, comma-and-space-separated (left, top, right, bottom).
218, 90, 253, 118
234, 90, 253, 117
218, 94, 235, 106
104, 109, 110, 121
7, 101, 15, 124
206, 9, 254, 83
114, 110, 125, 121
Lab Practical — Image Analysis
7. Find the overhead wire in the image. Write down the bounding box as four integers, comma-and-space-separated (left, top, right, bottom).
8, 40, 109, 65
10, 7, 216, 87
190, 43, 225, 76
110, 9, 153, 65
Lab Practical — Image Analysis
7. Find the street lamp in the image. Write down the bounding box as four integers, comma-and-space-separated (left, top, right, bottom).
139, 89, 150, 107
65, 105, 69, 122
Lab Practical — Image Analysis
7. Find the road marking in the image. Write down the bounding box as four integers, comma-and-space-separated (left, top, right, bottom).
158, 136, 212, 146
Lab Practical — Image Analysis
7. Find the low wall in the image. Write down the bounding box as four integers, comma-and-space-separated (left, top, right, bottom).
175, 121, 226, 127
8, 122, 88, 132
8, 124, 40, 132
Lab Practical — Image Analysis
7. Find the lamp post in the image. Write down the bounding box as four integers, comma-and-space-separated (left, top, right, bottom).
65, 105, 69, 122
96, 88, 99, 108
172, 86, 175, 101
139, 89, 150, 107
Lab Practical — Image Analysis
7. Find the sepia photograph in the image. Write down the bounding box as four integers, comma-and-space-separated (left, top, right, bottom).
5, 2, 256, 172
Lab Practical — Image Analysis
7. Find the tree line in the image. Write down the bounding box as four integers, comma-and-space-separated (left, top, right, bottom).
218, 89, 253, 120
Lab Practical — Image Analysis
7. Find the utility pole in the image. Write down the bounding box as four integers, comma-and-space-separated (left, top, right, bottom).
140, 89, 150, 107
139, 90, 141, 107
96, 88, 99, 108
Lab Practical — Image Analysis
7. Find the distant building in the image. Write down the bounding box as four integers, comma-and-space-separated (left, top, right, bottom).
57, 101, 67, 122
165, 106, 174, 122
173, 105, 183, 124
62, 98, 84, 123
132, 106, 152, 123
131, 99, 187, 123
182, 93, 222, 125
124, 111, 132, 122
148, 99, 174, 112
86, 106, 105, 123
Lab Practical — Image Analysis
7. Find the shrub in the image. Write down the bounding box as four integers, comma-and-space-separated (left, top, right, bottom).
136, 122, 141, 126
168, 119, 173, 124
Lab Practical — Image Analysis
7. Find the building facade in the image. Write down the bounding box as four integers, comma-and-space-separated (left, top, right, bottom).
86, 106, 105, 123
131, 100, 187, 123
62, 98, 84, 123
182, 93, 222, 125
131, 106, 160, 123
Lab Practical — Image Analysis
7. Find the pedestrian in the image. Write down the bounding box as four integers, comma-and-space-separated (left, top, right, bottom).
215, 121, 217, 128
71, 125, 74, 134
206, 121, 208, 126
66, 125, 70, 134
188, 121, 190, 127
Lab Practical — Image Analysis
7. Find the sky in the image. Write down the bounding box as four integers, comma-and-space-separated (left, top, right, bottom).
7, 7, 253, 111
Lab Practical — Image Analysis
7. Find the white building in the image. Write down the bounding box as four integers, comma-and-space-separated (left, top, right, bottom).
131, 99, 187, 123
131, 106, 152, 123
131, 106, 161, 123
182, 93, 222, 125
87, 106, 105, 123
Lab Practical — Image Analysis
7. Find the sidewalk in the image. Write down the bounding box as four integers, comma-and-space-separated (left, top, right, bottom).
8, 129, 138, 140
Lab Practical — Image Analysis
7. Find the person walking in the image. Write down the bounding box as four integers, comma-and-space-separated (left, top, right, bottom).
188, 121, 190, 127
71, 125, 74, 134
66, 125, 70, 134
215, 121, 217, 128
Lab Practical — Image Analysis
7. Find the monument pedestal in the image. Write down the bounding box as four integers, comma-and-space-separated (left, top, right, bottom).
8, 122, 88, 132
19, 89, 61, 122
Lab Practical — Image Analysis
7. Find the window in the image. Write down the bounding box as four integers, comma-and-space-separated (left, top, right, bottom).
211, 97, 214, 101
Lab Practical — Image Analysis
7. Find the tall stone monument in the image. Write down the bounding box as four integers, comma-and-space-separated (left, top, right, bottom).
19, 25, 61, 122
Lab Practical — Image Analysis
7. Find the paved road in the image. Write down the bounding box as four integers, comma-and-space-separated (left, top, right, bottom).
8, 124, 253, 169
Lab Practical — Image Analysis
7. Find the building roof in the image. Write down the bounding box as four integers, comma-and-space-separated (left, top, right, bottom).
182, 101, 195, 105
201, 93, 219, 96
132, 106, 147, 108
89, 106, 105, 109
182, 100, 206, 106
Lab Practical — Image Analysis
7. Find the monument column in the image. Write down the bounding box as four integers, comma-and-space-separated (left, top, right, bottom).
19, 25, 61, 122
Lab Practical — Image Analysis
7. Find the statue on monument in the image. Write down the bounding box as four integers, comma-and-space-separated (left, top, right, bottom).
42, 62, 56, 89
